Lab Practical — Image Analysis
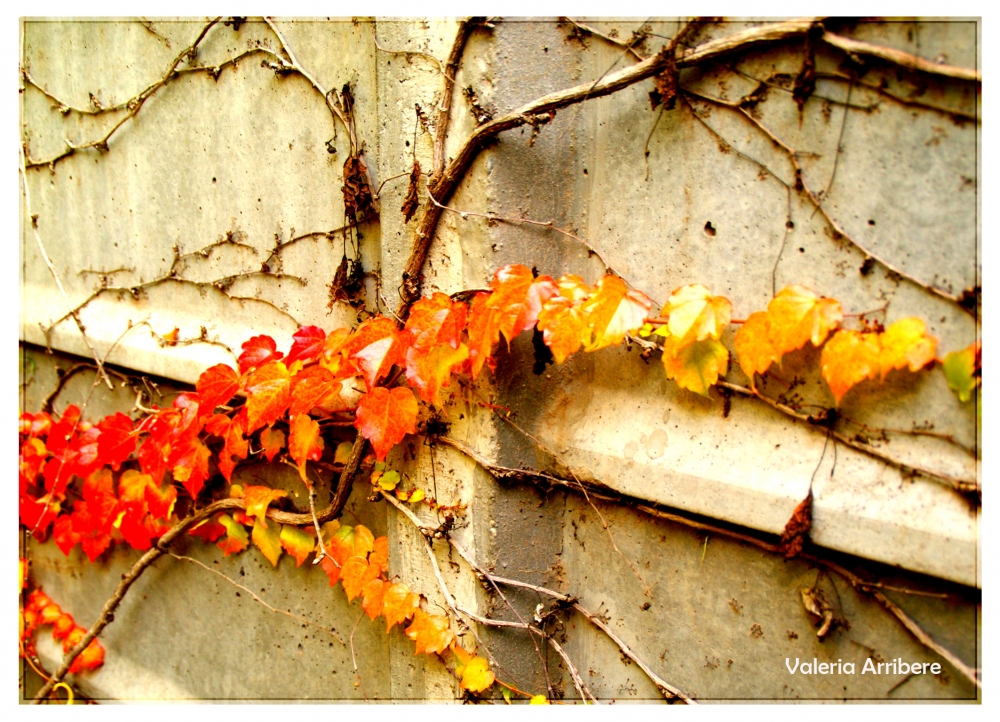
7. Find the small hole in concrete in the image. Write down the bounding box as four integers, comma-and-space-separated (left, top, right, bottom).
868, 219, 876, 226
798, 247, 805, 253
704, 221, 716, 237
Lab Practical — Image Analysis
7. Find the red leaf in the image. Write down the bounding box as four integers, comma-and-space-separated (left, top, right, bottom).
95, 413, 136, 471
189, 514, 227, 543
52, 514, 80, 555
285, 325, 327, 365
244, 362, 291, 433
354, 386, 418, 461
238, 335, 284, 374
206, 412, 249, 482
344, 317, 409, 390
196, 364, 240, 414
47, 404, 81, 455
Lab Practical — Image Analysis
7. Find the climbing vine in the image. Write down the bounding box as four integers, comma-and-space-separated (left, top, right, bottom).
20, 16, 980, 703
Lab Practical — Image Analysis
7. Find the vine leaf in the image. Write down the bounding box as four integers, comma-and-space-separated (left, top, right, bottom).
943, 341, 981, 402
661, 336, 729, 396
405, 341, 469, 406
664, 284, 732, 343
382, 582, 420, 632
279, 524, 315, 567
405, 609, 456, 655
341, 556, 380, 601
453, 645, 495, 692
344, 317, 408, 390
536, 293, 587, 365
733, 311, 778, 382
259, 425, 285, 464
778, 490, 812, 558
206, 411, 249, 481
362, 578, 388, 620
766, 285, 843, 357
581, 275, 652, 352
243, 485, 288, 529
217, 514, 249, 556
245, 362, 292, 433
285, 325, 327, 365
238, 335, 284, 374
821, 319, 937, 404
289, 366, 343, 417
196, 364, 240, 415
288, 414, 324, 484
95, 412, 136, 471
354, 386, 418, 460
188, 514, 226, 543
170, 437, 211, 499
252, 517, 283, 567
487, 264, 558, 346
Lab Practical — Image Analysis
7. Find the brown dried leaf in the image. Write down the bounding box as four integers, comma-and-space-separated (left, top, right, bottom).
779, 490, 812, 559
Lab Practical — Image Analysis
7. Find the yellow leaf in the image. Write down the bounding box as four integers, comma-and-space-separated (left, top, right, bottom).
580, 275, 652, 352
242, 485, 288, 530
409, 488, 425, 504
733, 311, 779, 381
661, 337, 729, 396
251, 518, 282, 566
665, 284, 732, 343
878, 317, 937, 380
530, 695, 549, 705
460, 656, 495, 693
279, 524, 315, 567
767, 285, 842, 358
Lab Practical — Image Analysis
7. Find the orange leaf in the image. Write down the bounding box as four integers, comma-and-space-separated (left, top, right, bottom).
820, 329, 880, 405
244, 362, 291, 433
405, 609, 456, 655
196, 364, 240, 415
580, 275, 652, 352
288, 414, 324, 485
354, 386, 418, 461
878, 317, 937, 380
369, 536, 389, 573
362, 578, 388, 620
383, 582, 420, 632
537, 294, 587, 364
344, 317, 409, 390
341, 556, 380, 601
767, 285, 843, 358
404, 342, 469, 406
242, 485, 287, 529
207, 411, 249, 481
733, 311, 778, 381
259, 426, 285, 464
279, 524, 315, 567
289, 366, 343, 417
71, 637, 105, 673
465, 291, 503, 379
171, 437, 211, 499
189, 515, 228, 544
404, 292, 467, 351
486, 264, 557, 345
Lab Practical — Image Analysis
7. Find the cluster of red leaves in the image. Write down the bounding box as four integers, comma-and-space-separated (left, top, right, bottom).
20, 582, 105, 674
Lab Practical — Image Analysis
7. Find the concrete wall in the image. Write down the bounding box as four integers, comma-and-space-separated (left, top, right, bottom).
20, 18, 980, 702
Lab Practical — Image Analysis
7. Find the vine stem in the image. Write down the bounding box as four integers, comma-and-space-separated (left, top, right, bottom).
383, 492, 692, 703
434, 435, 980, 691
19, 144, 113, 390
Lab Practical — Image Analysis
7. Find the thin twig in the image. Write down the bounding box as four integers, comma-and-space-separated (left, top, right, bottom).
371, 28, 449, 79
20, 145, 113, 389
716, 381, 979, 496
426, 188, 614, 275
263, 17, 353, 153
432, 18, 480, 181
169, 553, 345, 644
349, 611, 368, 700
547, 636, 597, 703
560, 18, 647, 62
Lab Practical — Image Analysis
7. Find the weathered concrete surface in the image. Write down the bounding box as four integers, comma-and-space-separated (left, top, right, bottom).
20, 18, 980, 702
